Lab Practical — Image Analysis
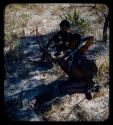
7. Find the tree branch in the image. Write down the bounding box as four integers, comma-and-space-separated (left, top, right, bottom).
92, 5, 107, 19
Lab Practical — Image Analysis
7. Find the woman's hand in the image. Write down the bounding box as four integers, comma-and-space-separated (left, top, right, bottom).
85, 36, 94, 46
50, 53, 65, 62
84, 36, 94, 42
50, 56, 64, 62
86, 36, 94, 41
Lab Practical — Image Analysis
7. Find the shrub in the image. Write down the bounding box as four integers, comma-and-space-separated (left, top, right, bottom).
94, 60, 109, 84
4, 41, 25, 79
60, 10, 89, 35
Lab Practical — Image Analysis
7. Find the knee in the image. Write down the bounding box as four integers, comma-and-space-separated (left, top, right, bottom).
59, 60, 66, 66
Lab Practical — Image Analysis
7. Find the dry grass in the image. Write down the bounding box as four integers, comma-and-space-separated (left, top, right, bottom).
50, 6, 61, 16
95, 59, 109, 85
93, 86, 109, 98
4, 4, 109, 121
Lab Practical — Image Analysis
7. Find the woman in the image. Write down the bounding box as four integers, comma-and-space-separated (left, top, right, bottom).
50, 35, 98, 100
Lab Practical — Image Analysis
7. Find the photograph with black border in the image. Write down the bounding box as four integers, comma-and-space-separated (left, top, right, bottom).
0, 0, 112, 124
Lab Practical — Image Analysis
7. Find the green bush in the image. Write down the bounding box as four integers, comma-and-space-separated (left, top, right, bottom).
60, 10, 89, 35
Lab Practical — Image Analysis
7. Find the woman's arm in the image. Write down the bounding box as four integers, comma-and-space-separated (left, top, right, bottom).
80, 36, 94, 54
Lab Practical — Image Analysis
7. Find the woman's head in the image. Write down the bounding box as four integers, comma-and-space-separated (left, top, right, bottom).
60, 20, 70, 32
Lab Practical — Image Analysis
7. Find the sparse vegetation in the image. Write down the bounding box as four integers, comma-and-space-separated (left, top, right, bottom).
4, 4, 109, 121
95, 60, 109, 85
88, 4, 109, 43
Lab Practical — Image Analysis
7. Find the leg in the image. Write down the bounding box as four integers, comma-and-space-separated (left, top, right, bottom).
58, 60, 72, 77
58, 60, 83, 80
58, 60, 82, 82
71, 65, 85, 81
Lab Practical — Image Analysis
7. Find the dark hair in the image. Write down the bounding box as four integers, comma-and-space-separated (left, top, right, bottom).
60, 20, 70, 28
